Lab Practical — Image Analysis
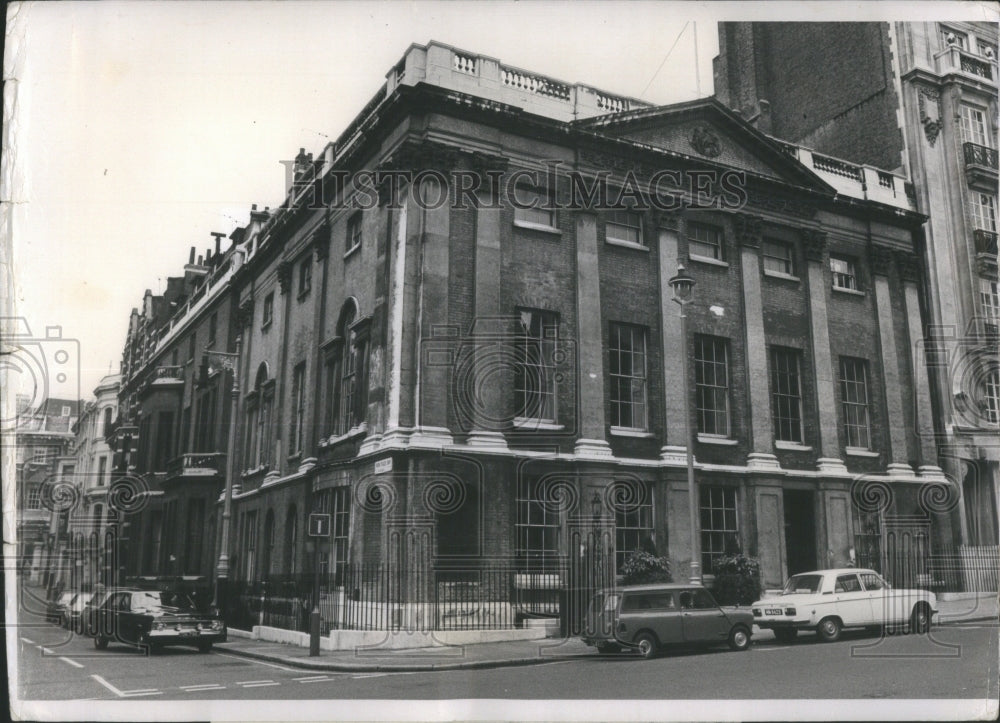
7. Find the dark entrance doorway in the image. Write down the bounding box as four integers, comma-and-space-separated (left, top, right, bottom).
783, 490, 817, 576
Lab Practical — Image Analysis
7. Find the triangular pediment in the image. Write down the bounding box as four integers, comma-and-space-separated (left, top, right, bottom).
575, 98, 834, 193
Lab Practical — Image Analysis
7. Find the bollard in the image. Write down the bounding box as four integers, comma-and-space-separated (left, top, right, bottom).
309, 607, 320, 657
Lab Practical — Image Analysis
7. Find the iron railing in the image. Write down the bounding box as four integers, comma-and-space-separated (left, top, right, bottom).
973, 229, 999, 257
964, 142, 999, 170
858, 543, 999, 594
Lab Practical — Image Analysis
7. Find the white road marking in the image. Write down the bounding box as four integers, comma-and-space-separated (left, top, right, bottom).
91, 674, 125, 697
351, 673, 389, 679
122, 691, 163, 697
755, 645, 792, 651
20, 637, 35, 644
211, 651, 295, 671
294, 675, 330, 682
180, 684, 226, 691
238, 681, 281, 688
58, 656, 84, 668
39, 646, 54, 655
235, 679, 275, 685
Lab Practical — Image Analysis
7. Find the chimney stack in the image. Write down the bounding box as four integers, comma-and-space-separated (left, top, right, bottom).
189, 247, 196, 264
211, 232, 225, 256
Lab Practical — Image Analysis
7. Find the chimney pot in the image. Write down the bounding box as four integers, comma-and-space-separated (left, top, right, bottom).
251, 203, 257, 211
189, 247, 196, 264
197, 255, 203, 265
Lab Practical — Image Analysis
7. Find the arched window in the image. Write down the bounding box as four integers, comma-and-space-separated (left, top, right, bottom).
245, 363, 274, 470
285, 505, 298, 574
262, 509, 275, 578
333, 302, 368, 435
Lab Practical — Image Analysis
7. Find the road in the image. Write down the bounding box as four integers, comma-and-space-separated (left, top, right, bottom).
12, 617, 997, 702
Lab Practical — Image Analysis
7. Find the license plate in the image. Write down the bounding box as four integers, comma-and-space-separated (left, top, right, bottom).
765, 608, 782, 615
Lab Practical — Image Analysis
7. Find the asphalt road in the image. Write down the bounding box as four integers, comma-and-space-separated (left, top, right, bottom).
12, 617, 997, 703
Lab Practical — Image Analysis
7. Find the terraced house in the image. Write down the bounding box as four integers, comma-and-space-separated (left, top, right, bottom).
112, 41, 960, 635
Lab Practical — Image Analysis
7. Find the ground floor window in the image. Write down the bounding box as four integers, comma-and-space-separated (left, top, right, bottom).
611, 479, 653, 570
316, 488, 351, 587
852, 506, 882, 573
700, 486, 738, 575
516, 477, 561, 572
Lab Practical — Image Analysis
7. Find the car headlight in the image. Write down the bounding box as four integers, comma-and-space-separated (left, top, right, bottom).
210, 620, 224, 631
153, 622, 166, 631
752, 608, 762, 617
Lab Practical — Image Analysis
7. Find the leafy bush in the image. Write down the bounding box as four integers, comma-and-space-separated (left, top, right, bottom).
711, 554, 762, 606
620, 550, 672, 585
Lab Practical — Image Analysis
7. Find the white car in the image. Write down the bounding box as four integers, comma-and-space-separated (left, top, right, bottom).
751, 568, 937, 643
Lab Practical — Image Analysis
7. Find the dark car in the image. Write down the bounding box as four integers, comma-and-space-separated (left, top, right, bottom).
582, 583, 754, 659
89, 589, 226, 653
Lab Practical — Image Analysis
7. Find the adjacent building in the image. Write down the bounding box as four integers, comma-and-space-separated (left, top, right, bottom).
114, 41, 955, 630
714, 21, 999, 549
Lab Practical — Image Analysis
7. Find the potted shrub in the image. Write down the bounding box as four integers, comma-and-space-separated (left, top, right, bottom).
620, 550, 673, 586
711, 554, 762, 606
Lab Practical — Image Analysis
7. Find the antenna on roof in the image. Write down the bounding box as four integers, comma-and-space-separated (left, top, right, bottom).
693, 22, 701, 98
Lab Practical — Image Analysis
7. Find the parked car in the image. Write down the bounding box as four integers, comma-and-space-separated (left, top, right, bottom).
62, 592, 92, 632
88, 588, 226, 653
582, 583, 754, 659
46, 591, 77, 624
750, 568, 937, 643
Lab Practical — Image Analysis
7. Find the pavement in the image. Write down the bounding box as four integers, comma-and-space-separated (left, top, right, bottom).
215, 594, 998, 672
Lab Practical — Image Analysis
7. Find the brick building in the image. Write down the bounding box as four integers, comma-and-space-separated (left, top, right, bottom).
715, 22, 999, 549
116, 42, 953, 628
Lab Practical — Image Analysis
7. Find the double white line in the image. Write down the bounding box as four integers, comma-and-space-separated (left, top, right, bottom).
91, 674, 162, 697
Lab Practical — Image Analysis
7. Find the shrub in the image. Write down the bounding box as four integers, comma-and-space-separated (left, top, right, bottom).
620, 550, 672, 585
711, 554, 762, 606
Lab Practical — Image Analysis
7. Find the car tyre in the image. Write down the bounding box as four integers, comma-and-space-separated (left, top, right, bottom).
909, 604, 931, 635
634, 632, 658, 660
728, 625, 752, 651
93, 635, 109, 650
197, 641, 213, 653
817, 617, 842, 643
774, 628, 797, 644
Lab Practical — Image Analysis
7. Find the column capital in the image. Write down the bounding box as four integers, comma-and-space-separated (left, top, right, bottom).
870, 247, 895, 277
734, 213, 764, 248
652, 209, 683, 231
801, 229, 827, 263
312, 221, 331, 262
897, 253, 921, 283
277, 260, 293, 294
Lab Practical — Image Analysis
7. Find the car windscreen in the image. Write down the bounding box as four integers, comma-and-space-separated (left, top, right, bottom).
782, 574, 824, 594
130, 591, 196, 612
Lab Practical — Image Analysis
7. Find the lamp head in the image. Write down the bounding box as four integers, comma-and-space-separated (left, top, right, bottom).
669, 263, 695, 305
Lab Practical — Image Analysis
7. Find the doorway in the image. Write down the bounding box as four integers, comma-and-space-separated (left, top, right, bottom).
783, 490, 817, 576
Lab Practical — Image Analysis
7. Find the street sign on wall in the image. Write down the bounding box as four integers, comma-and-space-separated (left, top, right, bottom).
308, 513, 331, 538
374, 457, 393, 474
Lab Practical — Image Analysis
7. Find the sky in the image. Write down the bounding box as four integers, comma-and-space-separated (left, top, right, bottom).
5, 1, 992, 404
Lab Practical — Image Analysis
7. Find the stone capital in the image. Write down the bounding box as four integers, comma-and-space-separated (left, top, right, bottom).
801, 229, 827, 263
734, 213, 763, 248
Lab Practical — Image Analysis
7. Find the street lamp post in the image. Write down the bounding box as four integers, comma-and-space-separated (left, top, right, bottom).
668, 262, 701, 585
200, 336, 242, 616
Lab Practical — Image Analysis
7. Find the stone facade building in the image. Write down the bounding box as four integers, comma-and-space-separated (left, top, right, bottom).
715, 21, 999, 549
114, 42, 953, 625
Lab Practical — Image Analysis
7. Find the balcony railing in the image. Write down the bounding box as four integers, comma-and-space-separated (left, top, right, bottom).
974, 229, 998, 257
961, 52, 994, 80
152, 365, 184, 381
811, 152, 864, 182
964, 142, 999, 170
166, 452, 225, 478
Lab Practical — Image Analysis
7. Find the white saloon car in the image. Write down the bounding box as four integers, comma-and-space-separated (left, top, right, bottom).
751, 568, 937, 643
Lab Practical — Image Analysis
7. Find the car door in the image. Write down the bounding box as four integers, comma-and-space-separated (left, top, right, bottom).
680, 588, 729, 643
621, 592, 682, 645
833, 573, 873, 626
859, 571, 901, 625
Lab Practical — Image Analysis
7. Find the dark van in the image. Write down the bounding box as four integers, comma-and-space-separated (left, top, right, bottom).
582, 583, 754, 658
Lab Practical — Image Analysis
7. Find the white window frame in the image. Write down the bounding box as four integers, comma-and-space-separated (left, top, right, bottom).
515, 309, 559, 423
970, 193, 998, 233
694, 335, 731, 438
513, 185, 557, 231
606, 210, 644, 247
839, 357, 872, 450
609, 323, 648, 431
771, 347, 805, 444
961, 105, 991, 148
687, 221, 725, 262
763, 238, 796, 277
830, 255, 859, 291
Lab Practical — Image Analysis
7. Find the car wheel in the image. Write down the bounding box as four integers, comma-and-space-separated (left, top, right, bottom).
197, 641, 214, 653
774, 628, 797, 644
817, 617, 842, 643
595, 642, 620, 655
728, 625, 751, 651
634, 632, 658, 660
93, 635, 109, 650
909, 604, 931, 634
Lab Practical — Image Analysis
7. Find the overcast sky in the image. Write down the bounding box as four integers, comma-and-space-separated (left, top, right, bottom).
5, 1, 992, 403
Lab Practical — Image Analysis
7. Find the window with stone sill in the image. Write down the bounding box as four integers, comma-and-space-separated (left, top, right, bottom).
763, 238, 795, 276
700, 486, 738, 575
687, 221, 725, 262
262, 292, 274, 328
830, 255, 859, 291
612, 479, 653, 570
515, 308, 559, 423
298, 258, 312, 298
345, 212, 363, 255
606, 210, 644, 246
516, 476, 561, 573
513, 185, 557, 230
981, 368, 1000, 426
839, 357, 872, 450
694, 334, 731, 437
961, 105, 992, 148
609, 322, 648, 431
771, 347, 804, 444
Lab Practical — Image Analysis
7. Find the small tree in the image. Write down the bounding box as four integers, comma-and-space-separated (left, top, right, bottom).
620, 550, 672, 586
711, 553, 762, 606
